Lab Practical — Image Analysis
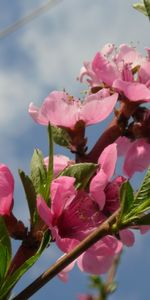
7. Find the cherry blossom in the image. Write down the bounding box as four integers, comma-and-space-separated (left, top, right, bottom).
29, 90, 118, 129
79, 44, 150, 102
37, 174, 122, 275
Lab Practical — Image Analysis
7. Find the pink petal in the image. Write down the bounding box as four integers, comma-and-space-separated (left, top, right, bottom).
29, 91, 80, 129
123, 139, 150, 177
81, 91, 118, 126
98, 143, 117, 180
116, 137, 132, 156
92, 52, 120, 86
90, 169, 107, 209
54, 230, 79, 252
116, 44, 144, 67
119, 229, 135, 247
37, 196, 52, 227
88, 236, 122, 256
44, 155, 73, 177
101, 43, 115, 56
77, 251, 113, 275
140, 225, 150, 234
42, 91, 80, 128
28, 103, 48, 125
113, 79, 150, 102
50, 176, 76, 217
0, 164, 14, 215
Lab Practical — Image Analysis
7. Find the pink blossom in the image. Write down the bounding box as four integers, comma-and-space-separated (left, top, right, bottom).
29, 90, 118, 129
0, 164, 14, 215
90, 143, 118, 209
116, 137, 150, 177
37, 173, 122, 275
44, 154, 74, 177
79, 44, 150, 102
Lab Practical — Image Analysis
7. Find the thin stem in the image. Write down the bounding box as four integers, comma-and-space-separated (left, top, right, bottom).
12, 209, 120, 300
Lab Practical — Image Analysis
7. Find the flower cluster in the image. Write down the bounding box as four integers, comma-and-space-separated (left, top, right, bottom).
0, 44, 150, 299
37, 144, 124, 276
79, 43, 150, 102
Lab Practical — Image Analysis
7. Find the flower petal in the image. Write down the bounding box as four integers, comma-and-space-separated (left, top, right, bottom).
98, 143, 117, 180
29, 91, 80, 129
116, 44, 144, 67
37, 196, 52, 227
113, 79, 150, 102
116, 137, 132, 156
44, 155, 73, 177
92, 52, 120, 85
0, 164, 14, 215
77, 251, 113, 275
90, 169, 107, 209
123, 139, 150, 177
81, 91, 118, 126
28, 103, 48, 125
119, 229, 135, 247
51, 176, 76, 217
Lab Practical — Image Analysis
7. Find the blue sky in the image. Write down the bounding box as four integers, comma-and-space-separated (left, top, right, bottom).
0, 1, 150, 299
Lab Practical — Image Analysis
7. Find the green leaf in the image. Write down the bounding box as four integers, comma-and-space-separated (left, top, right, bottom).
0, 217, 11, 285
132, 167, 150, 211
118, 181, 134, 223
133, 3, 148, 16
144, 0, 150, 19
60, 163, 98, 189
0, 231, 50, 299
18, 169, 36, 224
121, 168, 150, 224
133, 1, 150, 19
0, 245, 8, 284
30, 149, 47, 195
52, 126, 71, 148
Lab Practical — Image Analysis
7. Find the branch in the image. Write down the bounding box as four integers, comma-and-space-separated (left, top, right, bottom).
12, 209, 120, 300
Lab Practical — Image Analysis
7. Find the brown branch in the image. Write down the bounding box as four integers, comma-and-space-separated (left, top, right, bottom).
12, 209, 120, 300
85, 117, 122, 163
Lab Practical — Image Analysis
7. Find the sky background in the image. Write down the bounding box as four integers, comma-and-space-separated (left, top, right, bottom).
0, 0, 150, 299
